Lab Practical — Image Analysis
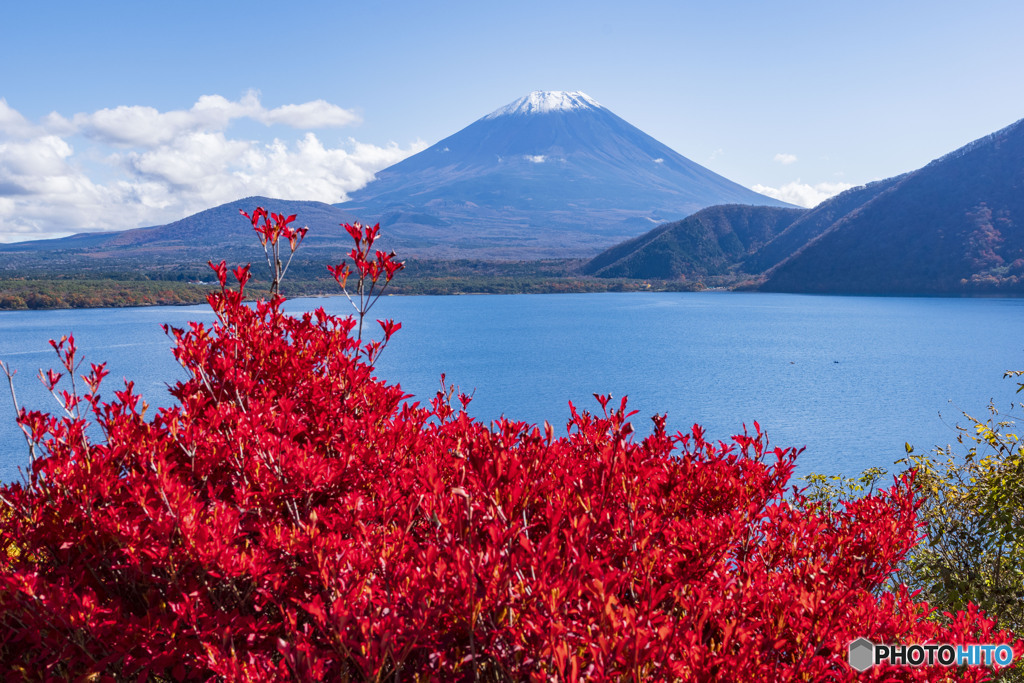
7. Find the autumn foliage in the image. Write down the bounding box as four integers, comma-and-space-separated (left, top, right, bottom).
0, 211, 1018, 681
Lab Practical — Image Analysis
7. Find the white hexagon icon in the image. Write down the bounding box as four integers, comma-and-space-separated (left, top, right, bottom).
848, 638, 875, 672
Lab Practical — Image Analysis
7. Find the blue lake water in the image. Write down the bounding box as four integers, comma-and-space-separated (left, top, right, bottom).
1, 292, 1022, 485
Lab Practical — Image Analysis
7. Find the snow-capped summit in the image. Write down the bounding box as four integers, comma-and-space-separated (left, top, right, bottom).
485, 90, 601, 118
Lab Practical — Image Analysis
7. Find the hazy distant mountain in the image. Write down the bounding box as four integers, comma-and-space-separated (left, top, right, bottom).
587, 115, 1024, 295
2, 197, 363, 262
336, 91, 792, 258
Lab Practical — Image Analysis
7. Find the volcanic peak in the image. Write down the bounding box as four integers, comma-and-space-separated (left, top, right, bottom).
485, 90, 601, 119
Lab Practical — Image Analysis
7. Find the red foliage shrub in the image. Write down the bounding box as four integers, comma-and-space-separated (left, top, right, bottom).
0, 212, 1018, 681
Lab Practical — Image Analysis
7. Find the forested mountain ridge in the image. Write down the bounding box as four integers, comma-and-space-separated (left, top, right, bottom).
762, 118, 1024, 294
588, 116, 1024, 295
582, 205, 803, 279
742, 177, 904, 275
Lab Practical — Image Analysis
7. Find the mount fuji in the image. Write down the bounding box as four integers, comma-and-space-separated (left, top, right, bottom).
2, 92, 791, 267
336, 91, 792, 258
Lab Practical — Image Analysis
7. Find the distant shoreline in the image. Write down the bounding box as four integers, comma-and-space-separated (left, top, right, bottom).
0, 275, 700, 311
2, 275, 1021, 312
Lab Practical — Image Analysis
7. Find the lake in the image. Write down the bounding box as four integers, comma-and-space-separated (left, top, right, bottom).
1, 292, 1021, 485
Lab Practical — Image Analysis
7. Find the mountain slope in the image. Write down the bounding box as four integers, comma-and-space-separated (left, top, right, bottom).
0, 198, 366, 273
761, 118, 1024, 294
584, 205, 803, 279
337, 91, 792, 258
584, 115, 1024, 295
741, 176, 904, 274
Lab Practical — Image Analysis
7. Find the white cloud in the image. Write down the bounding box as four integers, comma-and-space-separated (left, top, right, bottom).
0, 97, 423, 242
773, 153, 798, 165
128, 131, 253, 187
76, 105, 193, 147
0, 99, 32, 137
262, 100, 360, 128
751, 180, 855, 208
653, 158, 664, 164
0, 136, 73, 177
70, 91, 360, 148
525, 154, 545, 163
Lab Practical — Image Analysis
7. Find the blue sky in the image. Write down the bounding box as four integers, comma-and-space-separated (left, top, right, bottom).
2, 0, 1023, 241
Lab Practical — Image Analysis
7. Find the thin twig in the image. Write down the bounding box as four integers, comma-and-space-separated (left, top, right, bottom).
1, 359, 38, 469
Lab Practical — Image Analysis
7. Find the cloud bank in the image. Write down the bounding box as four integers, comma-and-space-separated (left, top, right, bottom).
0, 93, 425, 242
751, 180, 854, 208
